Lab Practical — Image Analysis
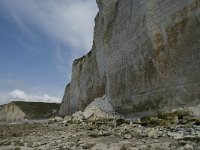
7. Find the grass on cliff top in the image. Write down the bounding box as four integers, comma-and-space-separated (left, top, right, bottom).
12, 101, 61, 119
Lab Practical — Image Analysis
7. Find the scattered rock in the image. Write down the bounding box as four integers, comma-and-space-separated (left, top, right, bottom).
120, 144, 131, 150
123, 134, 132, 139
72, 111, 84, 122
55, 116, 64, 122
81, 141, 95, 149
184, 144, 194, 150
147, 129, 159, 138
140, 109, 200, 127
83, 106, 108, 120
64, 115, 72, 122
61, 116, 72, 126
1, 108, 200, 150
48, 118, 56, 124
168, 132, 184, 139
177, 146, 185, 150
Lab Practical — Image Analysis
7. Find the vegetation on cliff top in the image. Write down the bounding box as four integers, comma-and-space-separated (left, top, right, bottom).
11, 101, 60, 119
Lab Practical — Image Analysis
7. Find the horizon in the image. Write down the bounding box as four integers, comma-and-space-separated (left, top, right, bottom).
0, 0, 98, 105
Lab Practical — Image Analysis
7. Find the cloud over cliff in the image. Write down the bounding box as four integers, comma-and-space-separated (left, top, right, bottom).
0, 89, 61, 105
0, 0, 98, 52
0, 0, 98, 105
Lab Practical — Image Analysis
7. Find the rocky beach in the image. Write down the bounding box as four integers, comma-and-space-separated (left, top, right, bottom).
1, 105, 200, 150
0, 0, 200, 149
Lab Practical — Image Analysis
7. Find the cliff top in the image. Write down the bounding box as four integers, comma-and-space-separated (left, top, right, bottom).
1, 101, 61, 119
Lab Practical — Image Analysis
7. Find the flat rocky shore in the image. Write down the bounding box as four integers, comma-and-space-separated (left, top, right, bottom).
1, 110, 200, 150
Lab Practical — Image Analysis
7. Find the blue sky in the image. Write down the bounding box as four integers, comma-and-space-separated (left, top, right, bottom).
0, 0, 98, 104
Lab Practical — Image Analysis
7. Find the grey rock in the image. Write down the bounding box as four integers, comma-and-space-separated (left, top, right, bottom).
178, 147, 185, 150
168, 132, 184, 139
48, 118, 56, 124
61, 116, 72, 125
184, 144, 194, 150
83, 107, 108, 120
147, 128, 159, 138
123, 134, 132, 139
55, 117, 63, 122
72, 111, 84, 122
81, 141, 95, 149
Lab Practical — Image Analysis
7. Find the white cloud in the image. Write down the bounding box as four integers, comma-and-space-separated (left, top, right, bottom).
10, 90, 27, 99
1, 0, 98, 53
0, 0, 98, 80
0, 89, 61, 105
0, 0, 99, 105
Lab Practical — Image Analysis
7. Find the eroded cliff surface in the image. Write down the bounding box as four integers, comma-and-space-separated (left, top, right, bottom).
60, 48, 105, 116
0, 103, 25, 122
0, 101, 60, 122
60, 0, 200, 116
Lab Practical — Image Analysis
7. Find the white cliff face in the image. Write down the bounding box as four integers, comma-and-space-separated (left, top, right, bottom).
60, 0, 200, 116
61, 48, 105, 116
59, 84, 71, 116
0, 103, 25, 122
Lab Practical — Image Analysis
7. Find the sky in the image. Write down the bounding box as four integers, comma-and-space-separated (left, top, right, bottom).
0, 0, 98, 105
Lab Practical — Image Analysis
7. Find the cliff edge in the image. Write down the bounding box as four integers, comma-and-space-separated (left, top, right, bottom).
60, 0, 200, 117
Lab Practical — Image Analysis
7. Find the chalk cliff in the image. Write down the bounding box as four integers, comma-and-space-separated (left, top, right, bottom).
0, 102, 25, 122
0, 101, 60, 122
60, 0, 200, 116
